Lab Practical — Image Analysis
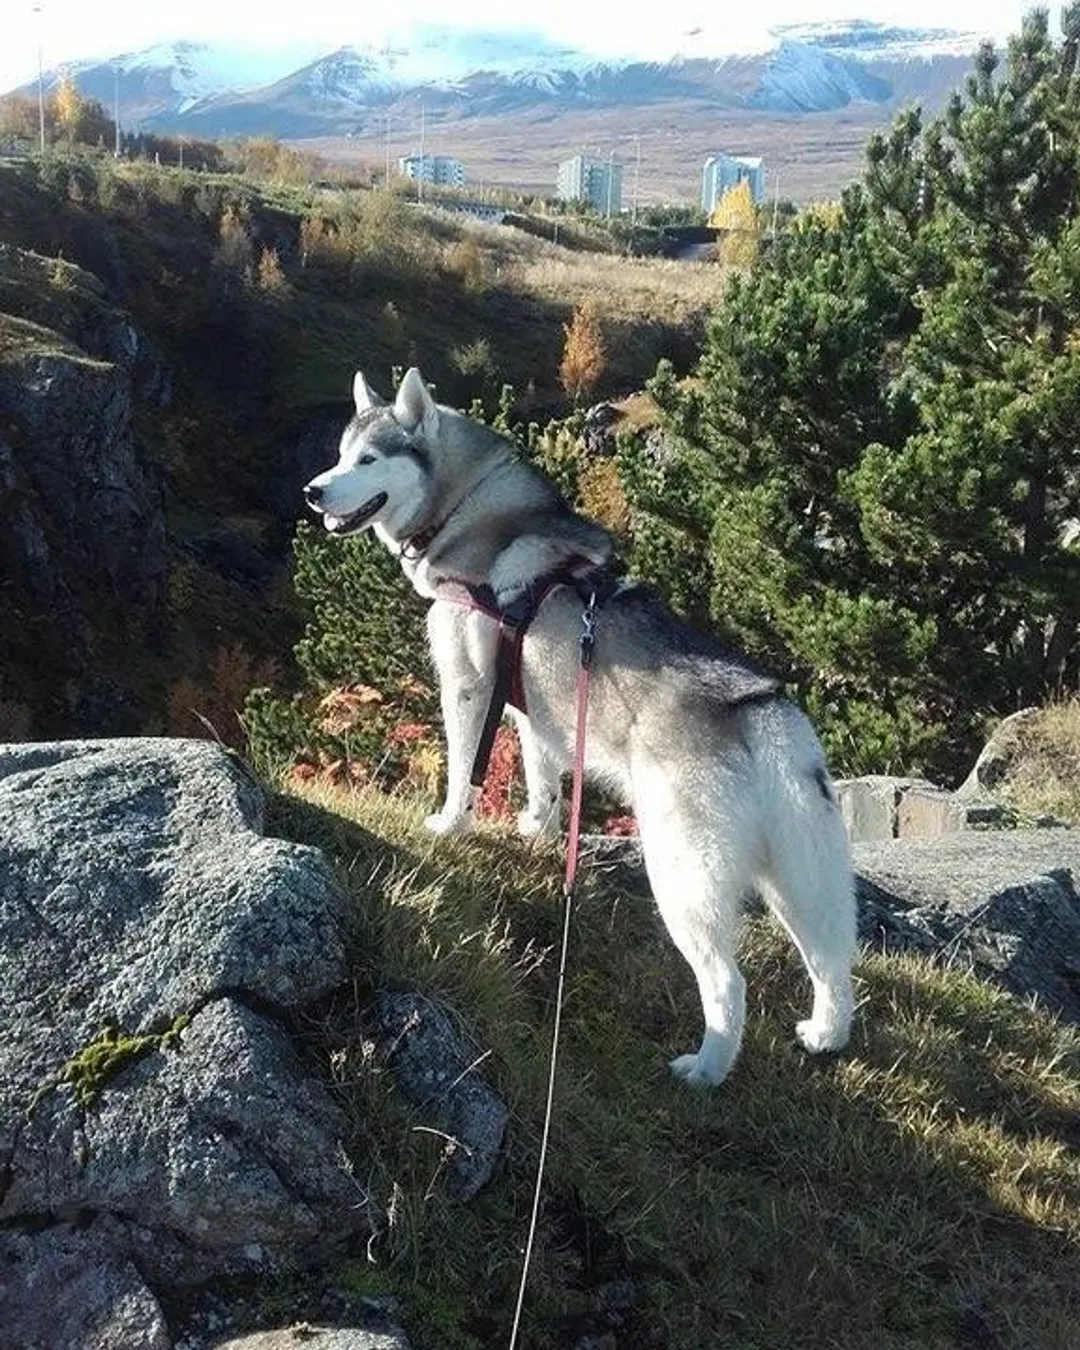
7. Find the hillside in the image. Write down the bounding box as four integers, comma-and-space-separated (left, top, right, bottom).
4, 734, 1080, 1350
0, 153, 717, 743
219, 779, 1080, 1350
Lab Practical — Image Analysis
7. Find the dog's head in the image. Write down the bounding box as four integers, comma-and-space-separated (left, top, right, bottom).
303, 368, 439, 538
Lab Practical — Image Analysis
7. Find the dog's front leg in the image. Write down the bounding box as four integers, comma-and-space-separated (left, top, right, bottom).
424, 602, 497, 836
511, 710, 562, 838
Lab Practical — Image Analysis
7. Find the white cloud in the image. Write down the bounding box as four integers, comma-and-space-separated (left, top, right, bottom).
0, 1, 1064, 98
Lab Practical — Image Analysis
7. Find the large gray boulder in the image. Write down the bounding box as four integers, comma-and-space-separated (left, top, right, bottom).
0, 739, 368, 1345
0, 1220, 172, 1350
855, 829, 1080, 1023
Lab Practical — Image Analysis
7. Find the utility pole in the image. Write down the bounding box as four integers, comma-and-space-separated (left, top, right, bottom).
417, 100, 425, 205
33, 2, 45, 154
606, 148, 614, 219
113, 59, 121, 157
384, 112, 391, 189
770, 168, 780, 240
632, 134, 641, 227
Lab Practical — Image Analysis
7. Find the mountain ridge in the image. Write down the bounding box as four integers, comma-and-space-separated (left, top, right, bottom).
3, 20, 980, 137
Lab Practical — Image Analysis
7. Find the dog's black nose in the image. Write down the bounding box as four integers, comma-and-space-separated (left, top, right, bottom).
304, 483, 323, 505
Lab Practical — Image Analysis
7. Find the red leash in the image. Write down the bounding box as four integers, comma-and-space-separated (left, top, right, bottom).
563, 591, 597, 895
508, 590, 597, 1350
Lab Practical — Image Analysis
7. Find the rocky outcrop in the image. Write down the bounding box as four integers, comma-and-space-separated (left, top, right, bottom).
855, 830, 1080, 1024
584, 825, 1080, 1027
0, 245, 168, 738
834, 774, 1009, 842
0, 736, 508, 1350
581, 402, 621, 456
0, 740, 363, 1346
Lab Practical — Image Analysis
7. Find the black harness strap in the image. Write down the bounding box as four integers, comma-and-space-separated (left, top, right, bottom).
467, 565, 622, 790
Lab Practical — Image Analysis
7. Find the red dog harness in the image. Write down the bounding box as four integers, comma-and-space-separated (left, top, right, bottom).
441, 562, 622, 789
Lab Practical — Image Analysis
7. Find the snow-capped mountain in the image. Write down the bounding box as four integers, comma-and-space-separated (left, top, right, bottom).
16, 40, 315, 128
3, 21, 982, 136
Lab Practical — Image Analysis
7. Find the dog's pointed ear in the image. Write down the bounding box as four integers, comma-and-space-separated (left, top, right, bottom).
353, 370, 384, 412
393, 367, 438, 437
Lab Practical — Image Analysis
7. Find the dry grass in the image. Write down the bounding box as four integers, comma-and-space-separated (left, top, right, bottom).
992, 698, 1080, 824
267, 779, 1080, 1350
435, 213, 726, 328
507, 242, 724, 325
610, 389, 662, 430
298, 103, 912, 205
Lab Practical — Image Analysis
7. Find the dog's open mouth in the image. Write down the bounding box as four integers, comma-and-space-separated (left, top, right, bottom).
322, 493, 388, 535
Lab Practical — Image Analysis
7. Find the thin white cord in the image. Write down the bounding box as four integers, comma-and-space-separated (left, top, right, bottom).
506, 880, 575, 1350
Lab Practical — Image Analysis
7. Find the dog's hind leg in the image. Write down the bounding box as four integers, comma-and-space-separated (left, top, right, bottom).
634, 766, 757, 1086
424, 601, 498, 836
752, 709, 856, 1054
510, 710, 562, 839
756, 830, 856, 1055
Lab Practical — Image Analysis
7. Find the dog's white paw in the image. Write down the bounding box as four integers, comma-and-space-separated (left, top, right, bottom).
423, 811, 473, 837
668, 1053, 726, 1088
517, 806, 560, 839
795, 1018, 847, 1054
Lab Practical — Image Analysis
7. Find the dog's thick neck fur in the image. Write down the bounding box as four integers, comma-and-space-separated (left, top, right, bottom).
379, 406, 612, 603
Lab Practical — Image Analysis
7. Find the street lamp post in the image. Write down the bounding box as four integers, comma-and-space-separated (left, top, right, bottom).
417, 100, 425, 205
770, 169, 780, 239
32, 2, 45, 154
113, 59, 121, 157
632, 134, 641, 227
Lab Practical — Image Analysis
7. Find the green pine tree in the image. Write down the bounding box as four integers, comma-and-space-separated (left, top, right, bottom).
243, 521, 437, 781
630, 7, 1080, 777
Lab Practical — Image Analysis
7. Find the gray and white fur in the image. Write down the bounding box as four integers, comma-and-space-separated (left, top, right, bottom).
305, 368, 857, 1086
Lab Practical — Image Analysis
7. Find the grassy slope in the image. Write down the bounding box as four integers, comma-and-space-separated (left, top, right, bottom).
265, 784, 1080, 1350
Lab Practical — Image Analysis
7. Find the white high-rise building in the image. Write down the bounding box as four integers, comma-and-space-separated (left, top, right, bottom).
398, 153, 465, 188
701, 153, 766, 212
556, 153, 623, 216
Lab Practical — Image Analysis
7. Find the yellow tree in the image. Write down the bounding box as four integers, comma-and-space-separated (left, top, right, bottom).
709, 179, 759, 268
559, 300, 605, 405
53, 75, 84, 145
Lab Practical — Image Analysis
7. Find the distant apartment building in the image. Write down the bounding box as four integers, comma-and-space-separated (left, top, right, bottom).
701, 153, 766, 212
398, 153, 465, 187
556, 153, 623, 216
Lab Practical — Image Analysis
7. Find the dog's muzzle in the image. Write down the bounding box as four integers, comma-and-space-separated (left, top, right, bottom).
308, 490, 389, 535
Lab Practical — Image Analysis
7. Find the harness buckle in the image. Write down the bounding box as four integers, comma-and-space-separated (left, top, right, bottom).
579, 591, 598, 670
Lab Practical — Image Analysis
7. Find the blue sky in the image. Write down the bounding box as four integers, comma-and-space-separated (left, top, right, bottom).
0, 1, 1064, 96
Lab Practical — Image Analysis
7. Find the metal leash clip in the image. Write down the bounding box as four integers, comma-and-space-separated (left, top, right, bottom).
579, 592, 598, 669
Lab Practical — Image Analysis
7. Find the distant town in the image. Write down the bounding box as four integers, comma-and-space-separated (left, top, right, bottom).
396, 148, 769, 218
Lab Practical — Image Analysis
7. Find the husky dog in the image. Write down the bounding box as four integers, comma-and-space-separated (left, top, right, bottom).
304, 368, 857, 1085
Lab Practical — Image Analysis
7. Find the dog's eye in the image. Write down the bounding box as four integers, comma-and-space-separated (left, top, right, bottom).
356, 454, 375, 465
